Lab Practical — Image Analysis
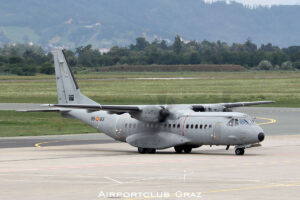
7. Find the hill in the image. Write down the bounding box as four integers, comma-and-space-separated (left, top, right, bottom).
0, 0, 300, 49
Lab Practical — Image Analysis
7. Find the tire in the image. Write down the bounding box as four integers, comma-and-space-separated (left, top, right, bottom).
174, 146, 183, 153
235, 148, 245, 155
146, 148, 156, 154
138, 147, 146, 154
184, 146, 192, 153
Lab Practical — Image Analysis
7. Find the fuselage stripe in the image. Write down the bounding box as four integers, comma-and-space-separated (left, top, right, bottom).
182, 114, 190, 136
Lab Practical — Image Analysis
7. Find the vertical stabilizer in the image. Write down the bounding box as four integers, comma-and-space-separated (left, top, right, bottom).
52, 48, 98, 105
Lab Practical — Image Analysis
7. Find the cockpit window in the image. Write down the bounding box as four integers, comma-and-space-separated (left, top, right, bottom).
239, 119, 249, 125
227, 119, 234, 126
227, 119, 239, 126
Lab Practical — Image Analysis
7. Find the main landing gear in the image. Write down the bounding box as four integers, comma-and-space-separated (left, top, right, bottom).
138, 147, 156, 154
174, 145, 193, 154
235, 148, 245, 155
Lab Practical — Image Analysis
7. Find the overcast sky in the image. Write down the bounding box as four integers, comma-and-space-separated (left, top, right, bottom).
205, 0, 300, 6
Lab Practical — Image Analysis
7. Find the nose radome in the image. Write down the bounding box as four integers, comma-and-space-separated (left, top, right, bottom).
258, 132, 265, 142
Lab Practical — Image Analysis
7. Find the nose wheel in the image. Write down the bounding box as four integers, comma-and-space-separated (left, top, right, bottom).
235, 148, 245, 155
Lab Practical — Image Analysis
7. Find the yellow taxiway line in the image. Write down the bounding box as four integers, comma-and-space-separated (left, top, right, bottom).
35, 140, 61, 148
256, 117, 277, 125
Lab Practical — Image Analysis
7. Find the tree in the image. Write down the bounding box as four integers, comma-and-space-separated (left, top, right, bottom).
173, 35, 183, 54
40, 62, 55, 75
159, 40, 168, 50
257, 60, 273, 70
64, 50, 77, 67
280, 61, 294, 70
131, 37, 149, 51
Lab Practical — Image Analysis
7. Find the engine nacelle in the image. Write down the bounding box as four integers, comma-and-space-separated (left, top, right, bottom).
131, 105, 169, 123
193, 105, 230, 112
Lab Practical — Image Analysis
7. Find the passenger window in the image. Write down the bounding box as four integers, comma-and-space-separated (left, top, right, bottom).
133, 124, 136, 128
177, 124, 180, 128
191, 124, 194, 129
204, 125, 207, 129
125, 123, 128, 128
173, 124, 176, 128
129, 124, 132, 128
168, 124, 171, 128
186, 124, 189, 129
200, 125, 203, 129
195, 124, 198, 129
164, 124, 167, 128
209, 124, 212, 128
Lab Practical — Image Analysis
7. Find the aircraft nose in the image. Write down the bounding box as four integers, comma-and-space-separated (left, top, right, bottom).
258, 132, 265, 142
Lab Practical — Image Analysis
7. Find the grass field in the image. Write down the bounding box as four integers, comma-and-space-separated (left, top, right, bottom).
1, 71, 300, 137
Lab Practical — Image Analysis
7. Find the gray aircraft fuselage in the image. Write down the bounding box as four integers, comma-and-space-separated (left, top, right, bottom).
69, 109, 264, 148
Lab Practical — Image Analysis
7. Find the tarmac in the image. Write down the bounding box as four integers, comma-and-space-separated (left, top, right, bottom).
0, 107, 300, 199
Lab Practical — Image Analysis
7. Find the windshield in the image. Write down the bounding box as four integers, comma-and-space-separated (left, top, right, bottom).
239, 119, 249, 125
227, 118, 253, 126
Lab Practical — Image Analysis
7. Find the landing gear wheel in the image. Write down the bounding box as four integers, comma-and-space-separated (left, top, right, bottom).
174, 146, 183, 153
235, 148, 245, 155
138, 147, 146, 154
146, 148, 156, 154
184, 146, 192, 153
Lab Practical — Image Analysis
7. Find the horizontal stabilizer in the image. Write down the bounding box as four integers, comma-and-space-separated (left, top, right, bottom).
43, 104, 140, 113
17, 109, 70, 113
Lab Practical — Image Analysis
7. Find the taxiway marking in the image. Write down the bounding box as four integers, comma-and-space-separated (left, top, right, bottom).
256, 117, 277, 125
35, 140, 62, 148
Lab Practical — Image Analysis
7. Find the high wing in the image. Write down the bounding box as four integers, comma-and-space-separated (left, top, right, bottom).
43, 100, 275, 123
220, 101, 276, 108
191, 100, 275, 112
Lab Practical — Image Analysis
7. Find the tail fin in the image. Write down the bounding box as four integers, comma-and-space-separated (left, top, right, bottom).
52, 48, 98, 105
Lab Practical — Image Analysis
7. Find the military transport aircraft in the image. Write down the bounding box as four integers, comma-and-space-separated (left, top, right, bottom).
20, 48, 274, 155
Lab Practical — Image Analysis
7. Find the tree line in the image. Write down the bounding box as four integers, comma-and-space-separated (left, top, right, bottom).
0, 35, 300, 75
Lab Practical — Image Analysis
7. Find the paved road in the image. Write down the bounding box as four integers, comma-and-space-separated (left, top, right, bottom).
1, 135, 300, 200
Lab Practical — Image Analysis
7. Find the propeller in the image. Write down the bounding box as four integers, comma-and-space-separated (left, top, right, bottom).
158, 106, 170, 122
